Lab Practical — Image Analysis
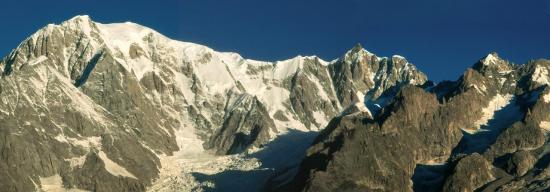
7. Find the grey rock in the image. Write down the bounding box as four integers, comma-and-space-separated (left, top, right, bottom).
505, 150, 536, 177
442, 153, 495, 192
275, 86, 463, 192
0, 16, 426, 191
205, 93, 277, 155
279, 53, 550, 192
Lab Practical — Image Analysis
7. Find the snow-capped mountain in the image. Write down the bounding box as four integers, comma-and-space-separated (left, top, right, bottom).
275, 53, 550, 192
4, 15, 546, 192
0, 15, 427, 192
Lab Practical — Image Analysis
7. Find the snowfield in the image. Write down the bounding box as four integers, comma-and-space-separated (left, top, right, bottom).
148, 127, 317, 192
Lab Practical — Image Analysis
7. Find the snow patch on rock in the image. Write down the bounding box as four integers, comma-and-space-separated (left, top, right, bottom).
96, 22, 155, 57
540, 121, 550, 132
470, 84, 487, 94
54, 134, 69, 143
66, 155, 87, 169
312, 111, 328, 129
468, 94, 513, 132
28, 55, 47, 66
355, 91, 372, 113
273, 56, 304, 79
422, 157, 447, 166
39, 174, 89, 192
544, 92, 550, 103
482, 53, 499, 65
532, 66, 550, 85
98, 151, 138, 179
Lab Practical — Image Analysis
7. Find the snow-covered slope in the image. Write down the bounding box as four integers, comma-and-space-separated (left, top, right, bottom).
0, 15, 427, 192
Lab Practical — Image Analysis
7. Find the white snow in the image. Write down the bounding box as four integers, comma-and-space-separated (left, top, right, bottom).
499, 78, 507, 86
96, 22, 162, 80
422, 157, 447, 166
39, 174, 89, 192
312, 111, 328, 130
540, 121, 550, 132
356, 91, 365, 103
343, 91, 373, 117
461, 127, 487, 134
29, 65, 49, 100
193, 53, 236, 93
130, 56, 156, 80
468, 94, 513, 133
344, 47, 375, 63
172, 71, 196, 103
273, 56, 303, 79
259, 86, 290, 113
66, 136, 102, 150
98, 151, 138, 179
532, 66, 550, 85
311, 76, 330, 101
28, 55, 47, 66
482, 53, 499, 65
54, 134, 69, 143
148, 124, 263, 191
355, 91, 371, 113
459, 95, 522, 154
63, 15, 93, 37
0, 108, 9, 115
19, 16, 438, 191
55, 135, 100, 169
56, 135, 102, 170
392, 55, 406, 60
96, 22, 154, 57
499, 70, 513, 75
353, 102, 371, 114
480, 84, 488, 93
544, 92, 550, 103
471, 84, 487, 94
66, 155, 87, 169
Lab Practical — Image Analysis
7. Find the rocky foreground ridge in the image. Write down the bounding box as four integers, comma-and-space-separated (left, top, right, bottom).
272, 53, 550, 192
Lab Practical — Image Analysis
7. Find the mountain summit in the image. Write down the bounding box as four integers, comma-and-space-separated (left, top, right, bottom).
1, 15, 548, 192
0, 16, 428, 191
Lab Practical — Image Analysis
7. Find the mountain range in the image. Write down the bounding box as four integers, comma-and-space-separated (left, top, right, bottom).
0, 15, 548, 192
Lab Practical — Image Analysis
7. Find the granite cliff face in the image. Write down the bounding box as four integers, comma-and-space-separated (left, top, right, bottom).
0, 16, 427, 191
274, 53, 550, 192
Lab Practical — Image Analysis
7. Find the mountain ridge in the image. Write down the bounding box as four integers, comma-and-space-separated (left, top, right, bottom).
0, 15, 428, 192
272, 49, 550, 192
2, 15, 548, 192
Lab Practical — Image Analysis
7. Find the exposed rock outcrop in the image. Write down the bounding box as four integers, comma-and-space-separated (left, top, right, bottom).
277, 54, 550, 192
0, 16, 426, 191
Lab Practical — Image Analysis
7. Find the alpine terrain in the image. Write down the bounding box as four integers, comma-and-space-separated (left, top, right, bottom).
0, 16, 548, 192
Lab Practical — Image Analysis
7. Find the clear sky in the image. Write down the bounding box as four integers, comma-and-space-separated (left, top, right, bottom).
1, 0, 549, 81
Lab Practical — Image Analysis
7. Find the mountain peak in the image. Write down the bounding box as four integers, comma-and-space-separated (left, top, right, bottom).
67, 15, 92, 22
351, 43, 363, 52
471, 52, 514, 76
392, 54, 407, 61
58, 15, 96, 37
481, 52, 501, 65
342, 43, 374, 62
62, 15, 94, 28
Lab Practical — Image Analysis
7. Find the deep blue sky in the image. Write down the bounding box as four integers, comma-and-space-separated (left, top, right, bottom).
1, 0, 549, 81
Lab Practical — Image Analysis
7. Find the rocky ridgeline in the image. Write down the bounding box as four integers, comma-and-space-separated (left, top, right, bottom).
273, 53, 550, 191
0, 16, 426, 191
3, 15, 547, 192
